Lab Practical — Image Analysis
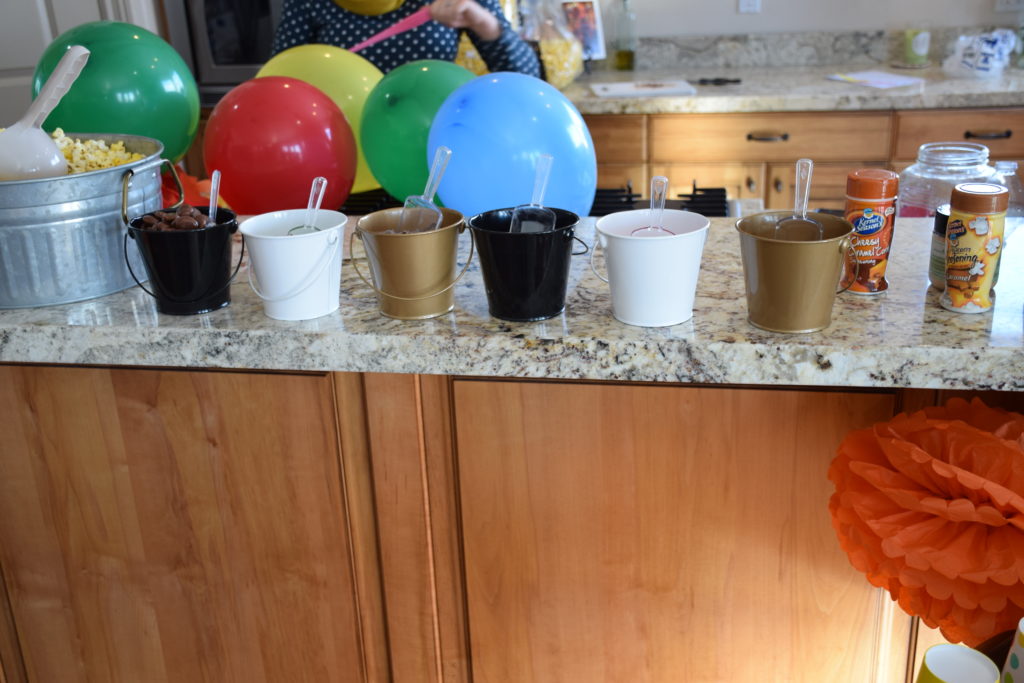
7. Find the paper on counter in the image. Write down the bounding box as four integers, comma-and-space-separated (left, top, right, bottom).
827, 70, 924, 89
590, 80, 696, 97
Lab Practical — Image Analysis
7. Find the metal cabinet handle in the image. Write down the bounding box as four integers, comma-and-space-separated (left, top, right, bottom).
746, 132, 789, 142
746, 176, 756, 192
964, 129, 1012, 140
774, 178, 784, 194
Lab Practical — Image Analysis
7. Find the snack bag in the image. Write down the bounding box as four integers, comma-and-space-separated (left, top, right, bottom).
456, 0, 520, 75
519, 0, 584, 89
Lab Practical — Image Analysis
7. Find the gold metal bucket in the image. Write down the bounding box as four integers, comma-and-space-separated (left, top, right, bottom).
735, 211, 855, 333
351, 207, 473, 320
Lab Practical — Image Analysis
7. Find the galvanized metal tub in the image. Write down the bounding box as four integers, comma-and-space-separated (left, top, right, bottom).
0, 133, 171, 308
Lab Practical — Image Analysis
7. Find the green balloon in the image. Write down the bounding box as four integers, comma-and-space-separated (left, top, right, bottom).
32, 21, 200, 162
361, 60, 474, 202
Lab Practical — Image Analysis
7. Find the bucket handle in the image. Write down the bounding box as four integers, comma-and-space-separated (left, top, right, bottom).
836, 235, 857, 294
571, 235, 589, 256
121, 159, 183, 225
123, 231, 245, 304
248, 229, 341, 303
348, 226, 475, 302
589, 233, 609, 283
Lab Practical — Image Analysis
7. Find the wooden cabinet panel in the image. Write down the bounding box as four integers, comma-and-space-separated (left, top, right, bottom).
649, 112, 892, 163
584, 114, 647, 164
0, 366, 368, 683
452, 381, 911, 683
650, 161, 765, 200
765, 161, 883, 211
894, 108, 1024, 161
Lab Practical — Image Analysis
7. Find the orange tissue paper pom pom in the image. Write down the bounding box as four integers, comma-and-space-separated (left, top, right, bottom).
828, 397, 1024, 646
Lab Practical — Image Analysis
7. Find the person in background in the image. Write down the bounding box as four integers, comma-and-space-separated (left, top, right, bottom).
272, 0, 541, 76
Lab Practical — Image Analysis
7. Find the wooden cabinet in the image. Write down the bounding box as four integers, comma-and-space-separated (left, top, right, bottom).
4, 365, 1020, 682
586, 107, 1024, 209
0, 366, 384, 683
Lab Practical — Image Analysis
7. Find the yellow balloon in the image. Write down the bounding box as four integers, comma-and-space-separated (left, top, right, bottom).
257, 45, 383, 194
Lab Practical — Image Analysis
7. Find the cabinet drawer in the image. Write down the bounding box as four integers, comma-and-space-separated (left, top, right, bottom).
650, 113, 892, 163
584, 114, 646, 164
895, 108, 1024, 160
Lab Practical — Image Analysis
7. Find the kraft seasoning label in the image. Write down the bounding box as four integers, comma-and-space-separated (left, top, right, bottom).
941, 210, 1004, 313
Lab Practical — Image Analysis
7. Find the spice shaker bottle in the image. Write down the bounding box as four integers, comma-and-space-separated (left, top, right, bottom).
941, 183, 1008, 314
928, 204, 950, 289
844, 168, 899, 294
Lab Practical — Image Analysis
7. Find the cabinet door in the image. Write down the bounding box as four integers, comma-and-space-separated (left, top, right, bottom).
584, 114, 647, 165
452, 381, 911, 683
650, 161, 765, 200
596, 163, 647, 192
0, 366, 369, 683
766, 161, 882, 211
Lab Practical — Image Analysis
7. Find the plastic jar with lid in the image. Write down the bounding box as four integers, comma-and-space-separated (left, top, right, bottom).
897, 142, 997, 217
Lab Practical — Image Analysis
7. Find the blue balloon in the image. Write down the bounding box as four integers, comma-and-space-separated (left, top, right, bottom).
428, 72, 597, 218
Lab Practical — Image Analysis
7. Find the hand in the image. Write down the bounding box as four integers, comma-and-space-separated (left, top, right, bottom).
430, 0, 501, 41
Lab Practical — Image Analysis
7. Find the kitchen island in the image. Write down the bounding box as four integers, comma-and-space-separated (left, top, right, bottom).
0, 216, 1022, 683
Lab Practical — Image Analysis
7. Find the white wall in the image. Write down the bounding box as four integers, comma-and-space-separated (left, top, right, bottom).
620, 0, 1016, 37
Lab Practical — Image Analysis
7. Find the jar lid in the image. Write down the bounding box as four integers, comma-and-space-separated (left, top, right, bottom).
847, 168, 899, 199
951, 183, 1009, 214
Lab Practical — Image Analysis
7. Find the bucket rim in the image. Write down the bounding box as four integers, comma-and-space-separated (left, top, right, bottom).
467, 206, 579, 235
0, 132, 165, 186
240, 209, 347, 240
735, 210, 853, 244
129, 207, 239, 237
596, 208, 710, 240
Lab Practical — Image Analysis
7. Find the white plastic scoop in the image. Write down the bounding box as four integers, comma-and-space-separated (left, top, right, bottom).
510, 153, 556, 233
631, 176, 675, 236
288, 176, 328, 235
396, 145, 451, 234
0, 45, 90, 182
774, 158, 823, 240
207, 169, 222, 225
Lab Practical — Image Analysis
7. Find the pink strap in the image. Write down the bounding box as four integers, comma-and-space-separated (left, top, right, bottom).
349, 6, 433, 52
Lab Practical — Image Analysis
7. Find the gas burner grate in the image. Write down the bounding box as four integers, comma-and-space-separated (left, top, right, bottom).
589, 182, 729, 217
339, 188, 402, 215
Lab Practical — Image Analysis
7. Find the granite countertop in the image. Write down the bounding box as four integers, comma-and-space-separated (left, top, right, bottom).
0, 216, 1021, 391
566, 65, 1024, 115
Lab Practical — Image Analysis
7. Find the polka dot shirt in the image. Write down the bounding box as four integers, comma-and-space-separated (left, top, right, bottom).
272, 0, 541, 76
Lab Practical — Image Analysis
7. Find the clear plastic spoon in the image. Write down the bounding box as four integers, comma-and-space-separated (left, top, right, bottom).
207, 169, 221, 225
0, 45, 90, 182
288, 176, 328, 235
396, 145, 451, 234
510, 153, 556, 233
774, 158, 823, 240
631, 176, 676, 236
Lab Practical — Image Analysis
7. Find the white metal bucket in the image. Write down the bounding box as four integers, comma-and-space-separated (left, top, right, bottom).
591, 209, 710, 327
239, 209, 346, 321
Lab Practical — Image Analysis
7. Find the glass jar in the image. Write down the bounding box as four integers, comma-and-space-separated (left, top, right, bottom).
897, 142, 997, 218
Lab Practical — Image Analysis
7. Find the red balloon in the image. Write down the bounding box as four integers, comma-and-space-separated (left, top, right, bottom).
203, 76, 356, 215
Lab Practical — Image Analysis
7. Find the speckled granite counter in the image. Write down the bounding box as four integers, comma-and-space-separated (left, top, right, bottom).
0, 216, 1021, 391
567, 65, 1024, 115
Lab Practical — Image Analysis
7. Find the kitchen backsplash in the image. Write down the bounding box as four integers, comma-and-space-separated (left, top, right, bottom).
601, 26, 1012, 70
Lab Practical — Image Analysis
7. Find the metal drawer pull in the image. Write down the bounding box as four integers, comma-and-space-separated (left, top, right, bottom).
964, 129, 1012, 140
746, 176, 756, 192
747, 132, 789, 142
774, 178, 784, 193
